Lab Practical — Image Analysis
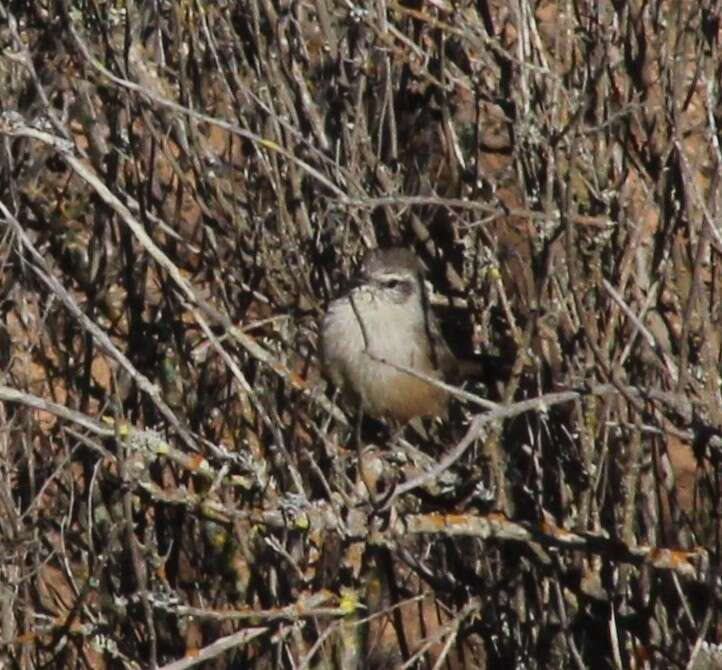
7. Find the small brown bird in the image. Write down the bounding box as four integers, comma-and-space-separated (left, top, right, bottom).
320, 248, 467, 422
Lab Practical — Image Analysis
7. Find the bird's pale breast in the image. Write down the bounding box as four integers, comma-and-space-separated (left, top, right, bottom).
320, 294, 448, 421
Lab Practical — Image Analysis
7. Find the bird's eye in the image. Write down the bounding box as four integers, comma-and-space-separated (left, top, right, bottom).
385, 279, 400, 289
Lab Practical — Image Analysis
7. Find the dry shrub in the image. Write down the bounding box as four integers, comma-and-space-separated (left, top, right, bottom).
0, 0, 721, 668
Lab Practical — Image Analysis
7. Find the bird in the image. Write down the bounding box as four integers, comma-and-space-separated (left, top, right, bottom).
320, 248, 467, 423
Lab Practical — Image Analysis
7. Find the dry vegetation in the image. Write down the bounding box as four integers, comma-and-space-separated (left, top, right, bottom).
1, 0, 722, 668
